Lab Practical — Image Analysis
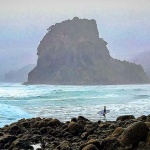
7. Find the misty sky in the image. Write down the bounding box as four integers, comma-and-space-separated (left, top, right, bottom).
0, 0, 150, 71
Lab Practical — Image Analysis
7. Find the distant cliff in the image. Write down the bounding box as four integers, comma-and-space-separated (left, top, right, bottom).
26, 17, 149, 85
129, 50, 150, 79
4, 64, 35, 83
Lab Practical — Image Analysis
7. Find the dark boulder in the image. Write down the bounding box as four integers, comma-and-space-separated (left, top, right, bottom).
40, 127, 51, 135
145, 122, 150, 129
49, 118, 61, 127
99, 122, 110, 128
0, 132, 4, 136
56, 141, 71, 150
116, 115, 135, 121
120, 121, 149, 146
11, 139, 33, 149
81, 132, 89, 140
111, 127, 124, 138
68, 122, 84, 134
71, 117, 77, 122
101, 137, 120, 150
87, 139, 101, 149
137, 115, 147, 122
80, 139, 101, 150
147, 132, 150, 145
82, 144, 98, 150
8, 124, 25, 135
146, 115, 150, 122
0, 135, 17, 149
78, 116, 90, 122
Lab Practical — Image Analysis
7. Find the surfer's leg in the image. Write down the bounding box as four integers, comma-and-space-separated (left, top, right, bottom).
103, 113, 105, 118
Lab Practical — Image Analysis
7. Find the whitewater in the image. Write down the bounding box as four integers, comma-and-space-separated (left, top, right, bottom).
0, 83, 150, 127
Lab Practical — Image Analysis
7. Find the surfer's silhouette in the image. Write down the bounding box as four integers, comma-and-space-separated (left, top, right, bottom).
98, 106, 110, 119
103, 106, 106, 118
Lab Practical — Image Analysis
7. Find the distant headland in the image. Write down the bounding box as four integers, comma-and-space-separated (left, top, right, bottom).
25, 17, 149, 85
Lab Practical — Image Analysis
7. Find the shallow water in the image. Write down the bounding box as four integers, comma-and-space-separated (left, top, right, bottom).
0, 83, 150, 127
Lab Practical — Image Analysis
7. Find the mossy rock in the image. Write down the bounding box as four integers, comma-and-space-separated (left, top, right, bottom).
111, 127, 124, 137
120, 122, 149, 146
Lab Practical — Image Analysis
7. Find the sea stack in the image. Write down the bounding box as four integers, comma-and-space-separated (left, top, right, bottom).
26, 17, 149, 85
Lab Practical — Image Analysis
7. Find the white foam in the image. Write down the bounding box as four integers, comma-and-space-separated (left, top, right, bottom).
31, 144, 41, 150
0, 84, 150, 126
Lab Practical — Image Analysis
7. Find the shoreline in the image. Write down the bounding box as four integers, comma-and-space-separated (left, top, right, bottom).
0, 115, 150, 149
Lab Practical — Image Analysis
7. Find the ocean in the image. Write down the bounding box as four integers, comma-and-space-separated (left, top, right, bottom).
0, 83, 150, 127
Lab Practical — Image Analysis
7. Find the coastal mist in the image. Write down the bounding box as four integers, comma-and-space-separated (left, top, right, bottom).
1, 1, 150, 149
0, 83, 150, 127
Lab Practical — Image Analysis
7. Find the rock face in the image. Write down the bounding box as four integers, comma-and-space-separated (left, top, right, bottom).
26, 17, 150, 85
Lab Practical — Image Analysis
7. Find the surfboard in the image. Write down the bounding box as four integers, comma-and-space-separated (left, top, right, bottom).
98, 110, 110, 115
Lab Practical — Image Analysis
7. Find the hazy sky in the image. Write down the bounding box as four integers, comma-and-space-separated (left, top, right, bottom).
0, 0, 150, 69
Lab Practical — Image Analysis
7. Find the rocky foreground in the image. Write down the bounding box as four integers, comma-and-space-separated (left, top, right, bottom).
1, 115, 150, 150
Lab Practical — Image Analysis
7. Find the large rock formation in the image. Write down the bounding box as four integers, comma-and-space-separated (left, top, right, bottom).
26, 17, 149, 85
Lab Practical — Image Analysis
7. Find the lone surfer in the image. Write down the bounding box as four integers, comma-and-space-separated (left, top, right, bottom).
103, 106, 106, 117
98, 106, 109, 119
